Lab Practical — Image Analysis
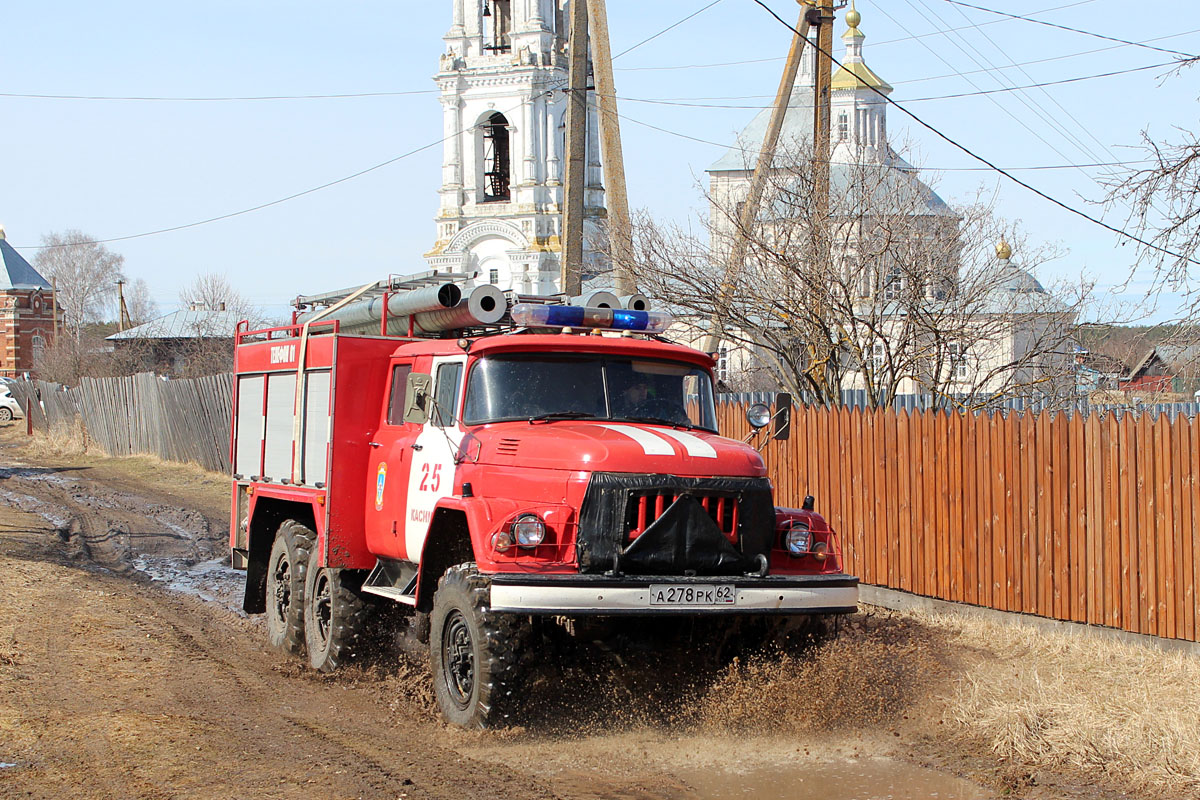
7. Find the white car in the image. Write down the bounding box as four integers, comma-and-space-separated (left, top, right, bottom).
0, 386, 23, 421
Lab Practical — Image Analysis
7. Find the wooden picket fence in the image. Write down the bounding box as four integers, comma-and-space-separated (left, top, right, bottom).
718, 402, 1200, 643
10, 373, 233, 473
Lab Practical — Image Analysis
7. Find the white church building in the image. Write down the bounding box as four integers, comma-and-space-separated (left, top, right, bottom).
425, 0, 607, 294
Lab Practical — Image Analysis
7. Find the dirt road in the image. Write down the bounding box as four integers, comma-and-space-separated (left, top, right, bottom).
0, 423, 1158, 800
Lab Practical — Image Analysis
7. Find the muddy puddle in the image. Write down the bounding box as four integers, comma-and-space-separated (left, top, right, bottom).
678, 759, 990, 799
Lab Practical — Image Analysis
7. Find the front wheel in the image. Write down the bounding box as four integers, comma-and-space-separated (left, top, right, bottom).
429, 564, 530, 728
0, 407, 12, 422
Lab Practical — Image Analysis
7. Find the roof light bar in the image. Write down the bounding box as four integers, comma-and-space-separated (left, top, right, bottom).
511, 303, 672, 333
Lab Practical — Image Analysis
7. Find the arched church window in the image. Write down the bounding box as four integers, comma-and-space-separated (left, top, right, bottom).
484, 0, 512, 53
31, 333, 46, 364
482, 112, 511, 202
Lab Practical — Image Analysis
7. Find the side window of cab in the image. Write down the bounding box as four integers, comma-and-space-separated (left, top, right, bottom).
385, 363, 413, 426
432, 362, 463, 428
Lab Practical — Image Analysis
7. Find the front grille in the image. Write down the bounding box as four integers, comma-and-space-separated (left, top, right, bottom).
627, 490, 738, 543
577, 472, 775, 575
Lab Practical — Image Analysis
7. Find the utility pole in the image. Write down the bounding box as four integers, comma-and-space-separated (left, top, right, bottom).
812, 0, 835, 235
700, 1, 815, 355
561, 0, 590, 298
116, 279, 132, 332
50, 277, 59, 346
586, 0, 636, 296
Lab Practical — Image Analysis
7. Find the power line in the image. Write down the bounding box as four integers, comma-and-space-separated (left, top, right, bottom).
20, 90, 560, 252
612, 104, 1152, 172
614, 61, 1173, 109
613, 0, 727, 60
942, 0, 1199, 59
0, 89, 437, 102
748, 0, 1200, 268
614, 23, 1200, 73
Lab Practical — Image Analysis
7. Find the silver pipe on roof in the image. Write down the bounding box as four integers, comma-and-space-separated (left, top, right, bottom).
380, 284, 508, 335
295, 283, 462, 329
569, 290, 619, 309
619, 293, 650, 311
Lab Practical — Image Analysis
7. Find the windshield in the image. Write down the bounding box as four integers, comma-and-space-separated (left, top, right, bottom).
462, 353, 718, 431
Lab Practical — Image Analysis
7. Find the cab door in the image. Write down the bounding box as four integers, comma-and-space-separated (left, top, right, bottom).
404, 356, 467, 560
364, 358, 419, 561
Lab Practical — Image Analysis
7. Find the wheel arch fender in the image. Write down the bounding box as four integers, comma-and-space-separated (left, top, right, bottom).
243, 495, 319, 614
414, 500, 484, 612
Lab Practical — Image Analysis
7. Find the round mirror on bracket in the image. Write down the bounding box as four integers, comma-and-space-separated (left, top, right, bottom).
746, 403, 771, 429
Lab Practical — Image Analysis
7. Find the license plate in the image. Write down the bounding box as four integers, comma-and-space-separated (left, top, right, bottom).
648, 584, 736, 606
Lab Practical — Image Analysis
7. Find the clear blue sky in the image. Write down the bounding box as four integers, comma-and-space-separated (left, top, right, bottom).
2, 0, 1196, 322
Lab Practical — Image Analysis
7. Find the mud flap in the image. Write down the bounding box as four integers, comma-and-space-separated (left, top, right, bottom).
619, 495, 747, 575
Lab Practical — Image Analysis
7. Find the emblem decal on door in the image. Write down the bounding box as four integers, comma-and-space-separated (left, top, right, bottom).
375, 462, 387, 510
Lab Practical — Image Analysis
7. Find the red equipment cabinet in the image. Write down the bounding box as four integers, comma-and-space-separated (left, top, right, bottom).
230, 319, 857, 728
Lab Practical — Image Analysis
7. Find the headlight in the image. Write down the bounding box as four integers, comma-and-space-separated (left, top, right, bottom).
784, 522, 811, 557
511, 514, 546, 548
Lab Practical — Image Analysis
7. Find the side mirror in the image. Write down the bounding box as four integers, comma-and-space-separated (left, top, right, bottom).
404, 373, 433, 425
773, 392, 792, 440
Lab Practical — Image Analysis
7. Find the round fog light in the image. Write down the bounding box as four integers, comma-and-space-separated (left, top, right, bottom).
784, 523, 811, 557
746, 403, 771, 429
512, 514, 546, 548
491, 531, 514, 552
811, 541, 829, 561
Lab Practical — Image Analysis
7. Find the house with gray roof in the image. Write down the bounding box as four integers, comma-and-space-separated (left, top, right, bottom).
0, 225, 60, 378
106, 305, 242, 377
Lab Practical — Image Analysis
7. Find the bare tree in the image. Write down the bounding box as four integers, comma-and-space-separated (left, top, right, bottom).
124, 277, 158, 325
33, 231, 124, 339
1107, 59, 1200, 317
178, 272, 259, 321
625, 145, 1089, 409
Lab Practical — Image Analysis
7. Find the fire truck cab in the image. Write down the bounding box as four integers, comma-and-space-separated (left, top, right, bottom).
230, 292, 857, 727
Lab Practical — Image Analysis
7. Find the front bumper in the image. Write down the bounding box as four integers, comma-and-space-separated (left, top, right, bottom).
488, 573, 858, 615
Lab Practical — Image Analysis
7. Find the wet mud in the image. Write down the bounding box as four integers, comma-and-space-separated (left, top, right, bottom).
0, 429, 1007, 799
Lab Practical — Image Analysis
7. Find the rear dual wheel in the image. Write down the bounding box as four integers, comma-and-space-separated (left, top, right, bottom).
264, 520, 314, 655
304, 561, 371, 672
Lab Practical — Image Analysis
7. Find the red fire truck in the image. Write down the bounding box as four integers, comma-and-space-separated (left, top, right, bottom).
229, 279, 857, 727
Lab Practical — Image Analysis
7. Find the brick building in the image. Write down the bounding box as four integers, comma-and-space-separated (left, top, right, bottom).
0, 226, 59, 378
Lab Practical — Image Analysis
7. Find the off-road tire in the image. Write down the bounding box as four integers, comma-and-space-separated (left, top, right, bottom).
430, 564, 530, 729
304, 560, 371, 673
0, 407, 12, 422
264, 520, 315, 655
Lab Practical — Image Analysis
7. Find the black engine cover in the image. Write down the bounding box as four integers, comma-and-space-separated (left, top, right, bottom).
575, 472, 775, 575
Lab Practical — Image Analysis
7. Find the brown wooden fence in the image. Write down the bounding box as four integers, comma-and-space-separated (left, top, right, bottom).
718, 401, 1200, 643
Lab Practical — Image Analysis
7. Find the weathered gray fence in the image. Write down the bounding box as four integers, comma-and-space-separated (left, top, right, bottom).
10, 373, 233, 473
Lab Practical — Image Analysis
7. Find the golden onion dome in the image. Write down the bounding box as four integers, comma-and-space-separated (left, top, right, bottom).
996, 239, 1013, 260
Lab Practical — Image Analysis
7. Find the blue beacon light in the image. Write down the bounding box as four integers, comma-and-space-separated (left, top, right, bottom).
511, 303, 672, 333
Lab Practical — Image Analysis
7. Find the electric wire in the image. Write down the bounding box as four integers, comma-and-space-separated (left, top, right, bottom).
613, 61, 1173, 109
21, 89, 561, 252
942, 0, 1199, 59
615, 24, 1199, 73
613, 0, 727, 60
0, 89, 437, 102
748, 0, 1200, 268
901, 0, 1118, 191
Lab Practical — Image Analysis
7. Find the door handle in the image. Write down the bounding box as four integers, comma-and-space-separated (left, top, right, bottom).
369, 442, 382, 448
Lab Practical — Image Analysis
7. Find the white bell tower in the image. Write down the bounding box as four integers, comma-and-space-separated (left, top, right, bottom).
427, 0, 607, 294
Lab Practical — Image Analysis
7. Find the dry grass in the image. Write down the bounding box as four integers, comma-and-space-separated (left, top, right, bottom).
19, 420, 90, 458
931, 611, 1200, 797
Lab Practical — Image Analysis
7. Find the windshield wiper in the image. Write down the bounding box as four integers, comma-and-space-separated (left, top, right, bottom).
527, 411, 601, 423
618, 415, 699, 430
